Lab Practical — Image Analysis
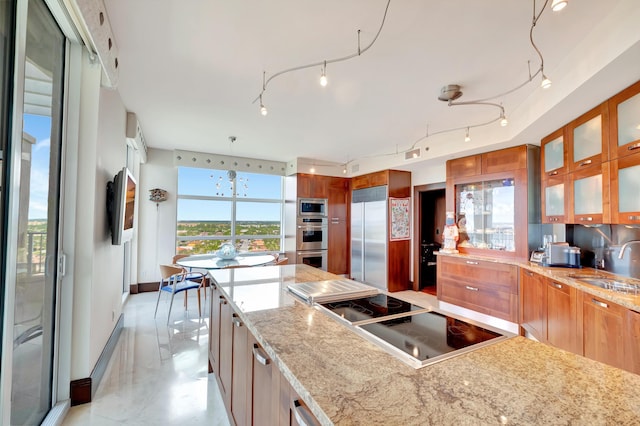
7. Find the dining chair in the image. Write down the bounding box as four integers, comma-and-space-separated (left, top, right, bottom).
275, 257, 289, 265
154, 264, 205, 323
173, 254, 207, 303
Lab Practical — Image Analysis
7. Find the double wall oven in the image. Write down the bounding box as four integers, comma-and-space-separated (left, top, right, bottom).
296, 198, 328, 270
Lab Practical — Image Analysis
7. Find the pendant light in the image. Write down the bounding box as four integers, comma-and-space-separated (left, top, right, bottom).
320, 61, 328, 87
464, 128, 471, 142
551, 0, 568, 12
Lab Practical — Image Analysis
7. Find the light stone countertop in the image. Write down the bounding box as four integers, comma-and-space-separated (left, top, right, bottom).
209, 264, 640, 425
435, 251, 640, 311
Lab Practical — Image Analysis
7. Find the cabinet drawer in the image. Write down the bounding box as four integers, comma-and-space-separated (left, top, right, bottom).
438, 257, 518, 294
439, 277, 517, 322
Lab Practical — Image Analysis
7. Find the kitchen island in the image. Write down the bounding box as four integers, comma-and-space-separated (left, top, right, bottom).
209, 264, 640, 425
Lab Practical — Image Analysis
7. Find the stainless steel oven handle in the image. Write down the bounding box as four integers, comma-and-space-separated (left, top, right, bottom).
297, 225, 326, 230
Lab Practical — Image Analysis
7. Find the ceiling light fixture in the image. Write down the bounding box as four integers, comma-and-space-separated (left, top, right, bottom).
540, 74, 552, 89
259, 94, 268, 116
252, 0, 391, 111
500, 113, 509, 127
464, 128, 471, 142
551, 0, 568, 12
320, 61, 328, 87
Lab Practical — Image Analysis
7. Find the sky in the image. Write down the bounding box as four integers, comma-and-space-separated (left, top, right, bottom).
177, 167, 283, 222
23, 114, 52, 220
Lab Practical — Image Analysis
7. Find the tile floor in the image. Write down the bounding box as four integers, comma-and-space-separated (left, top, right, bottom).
62, 290, 230, 426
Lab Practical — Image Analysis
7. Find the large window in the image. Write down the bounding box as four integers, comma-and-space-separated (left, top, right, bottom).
176, 167, 284, 254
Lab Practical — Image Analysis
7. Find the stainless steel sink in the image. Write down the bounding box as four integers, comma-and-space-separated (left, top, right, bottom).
577, 277, 639, 295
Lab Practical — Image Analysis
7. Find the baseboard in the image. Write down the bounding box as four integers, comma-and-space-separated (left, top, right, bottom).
70, 313, 125, 406
130, 281, 159, 293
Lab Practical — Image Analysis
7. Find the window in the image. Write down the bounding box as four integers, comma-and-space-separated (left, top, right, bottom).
176, 167, 283, 254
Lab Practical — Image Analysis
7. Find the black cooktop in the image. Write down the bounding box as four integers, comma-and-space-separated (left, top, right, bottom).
359, 311, 503, 362
319, 294, 429, 325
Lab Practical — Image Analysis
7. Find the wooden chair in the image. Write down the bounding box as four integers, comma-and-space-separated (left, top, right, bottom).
275, 257, 289, 265
154, 264, 205, 323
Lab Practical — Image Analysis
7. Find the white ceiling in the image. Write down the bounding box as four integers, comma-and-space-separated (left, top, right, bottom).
103, 0, 640, 173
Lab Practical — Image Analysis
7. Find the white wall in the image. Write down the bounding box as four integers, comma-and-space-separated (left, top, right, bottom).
70, 53, 131, 378
137, 148, 178, 283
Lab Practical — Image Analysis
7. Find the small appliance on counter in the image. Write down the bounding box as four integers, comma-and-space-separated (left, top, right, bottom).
541, 242, 582, 268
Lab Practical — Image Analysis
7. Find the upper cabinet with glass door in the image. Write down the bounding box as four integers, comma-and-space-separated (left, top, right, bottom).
541, 127, 568, 179
567, 103, 609, 171
609, 79, 640, 160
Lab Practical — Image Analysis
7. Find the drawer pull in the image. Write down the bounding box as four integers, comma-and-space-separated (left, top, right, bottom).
579, 217, 593, 222
465, 261, 479, 265
524, 271, 533, 277
219, 296, 227, 305
232, 315, 243, 327
293, 400, 319, 426
627, 142, 640, 151
592, 298, 608, 309
578, 159, 592, 167
465, 286, 479, 292
548, 170, 559, 176
553, 283, 563, 289
628, 215, 640, 221
252, 344, 271, 365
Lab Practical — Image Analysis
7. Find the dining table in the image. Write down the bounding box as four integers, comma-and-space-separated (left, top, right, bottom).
175, 252, 277, 270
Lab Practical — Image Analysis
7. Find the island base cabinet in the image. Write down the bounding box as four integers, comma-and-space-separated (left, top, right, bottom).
231, 314, 249, 426
219, 297, 233, 408
626, 309, 640, 374
209, 283, 222, 375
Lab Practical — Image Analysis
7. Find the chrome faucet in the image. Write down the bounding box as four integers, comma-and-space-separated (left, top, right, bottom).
618, 240, 640, 259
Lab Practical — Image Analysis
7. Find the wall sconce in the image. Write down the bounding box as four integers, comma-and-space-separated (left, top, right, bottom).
149, 188, 168, 208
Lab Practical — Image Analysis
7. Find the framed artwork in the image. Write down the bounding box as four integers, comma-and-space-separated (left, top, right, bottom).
389, 197, 411, 241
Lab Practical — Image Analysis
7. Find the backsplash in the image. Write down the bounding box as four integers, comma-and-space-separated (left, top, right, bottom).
571, 224, 640, 279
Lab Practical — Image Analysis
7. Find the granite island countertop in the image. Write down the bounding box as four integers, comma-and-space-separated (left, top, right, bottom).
209, 264, 640, 425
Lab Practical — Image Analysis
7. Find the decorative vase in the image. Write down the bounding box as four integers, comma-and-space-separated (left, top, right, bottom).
217, 243, 237, 260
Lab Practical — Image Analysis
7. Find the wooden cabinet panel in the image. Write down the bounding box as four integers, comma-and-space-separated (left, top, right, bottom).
249, 336, 278, 426
608, 79, 640, 160
546, 280, 578, 353
446, 155, 481, 178
625, 309, 640, 374
437, 256, 518, 322
582, 292, 626, 370
520, 269, 547, 341
567, 103, 609, 172
219, 297, 233, 408
610, 151, 640, 224
541, 127, 568, 178
296, 174, 329, 198
231, 314, 249, 426
209, 284, 222, 375
482, 145, 527, 174
327, 177, 349, 275
352, 171, 387, 189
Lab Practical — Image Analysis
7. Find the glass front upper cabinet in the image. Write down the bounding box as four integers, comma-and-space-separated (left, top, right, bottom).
455, 179, 515, 252
609, 80, 640, 159
568, 103, 608, 171
569, 163, 610, 224
541, 175, 567, 223
541, 127, 567, 178
611, 153, 640, 224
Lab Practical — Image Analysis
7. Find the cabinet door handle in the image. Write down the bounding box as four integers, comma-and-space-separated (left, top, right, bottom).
548, 171, 558, 176
553, 283, 563, 289
578, 159, 592, 167
465, 286, 479, 292
293, 400, 319, 426
219, 296, 227, 305
579, 217, 593, 222
232, 315, 243, 327
252, 344, 271, 365
524, 271, 533, 277
628, 142, 640, 151
591, 298, 609, 309
466, 261, 479, 265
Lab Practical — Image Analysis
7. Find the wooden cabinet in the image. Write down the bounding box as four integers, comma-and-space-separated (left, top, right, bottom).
446, 145, 537, 261
231, 313, 249, 426
541, 128, 568, 178
287, 384, 321, 426
567, 162, 610, 224
546, 280, 579, 353
581, 291, 626, 370
446, 155, 481, 178
209, 283, 222, 374
219, 296, 233, 408
296, 174, 330, 198
567, 103, 609, 172
327, 177, 350, 275
541, 175, 568, 223
610, 151, 640, 224
248, 335, 280, 425
625, 309, 640, 374
608, 79, 640, 160
437, 256, 518, 322
520, 269, 547, 341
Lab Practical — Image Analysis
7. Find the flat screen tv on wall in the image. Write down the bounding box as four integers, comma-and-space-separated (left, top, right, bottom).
107, 167, 137, 245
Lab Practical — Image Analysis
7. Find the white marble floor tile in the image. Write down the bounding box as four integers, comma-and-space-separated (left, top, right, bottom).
62, 291, 230, 426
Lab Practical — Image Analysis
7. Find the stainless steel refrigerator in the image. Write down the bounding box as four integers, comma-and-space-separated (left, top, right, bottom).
351, 186, 388, 290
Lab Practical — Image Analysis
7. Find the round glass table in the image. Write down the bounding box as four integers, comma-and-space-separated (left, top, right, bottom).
176, 253, 276, 270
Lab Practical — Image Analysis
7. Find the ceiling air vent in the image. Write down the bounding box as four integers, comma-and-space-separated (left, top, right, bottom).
405, 148, 421, 160
351, 164, 360, 173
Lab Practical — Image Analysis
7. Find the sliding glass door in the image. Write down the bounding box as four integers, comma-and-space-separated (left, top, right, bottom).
3, 0, 65, 424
